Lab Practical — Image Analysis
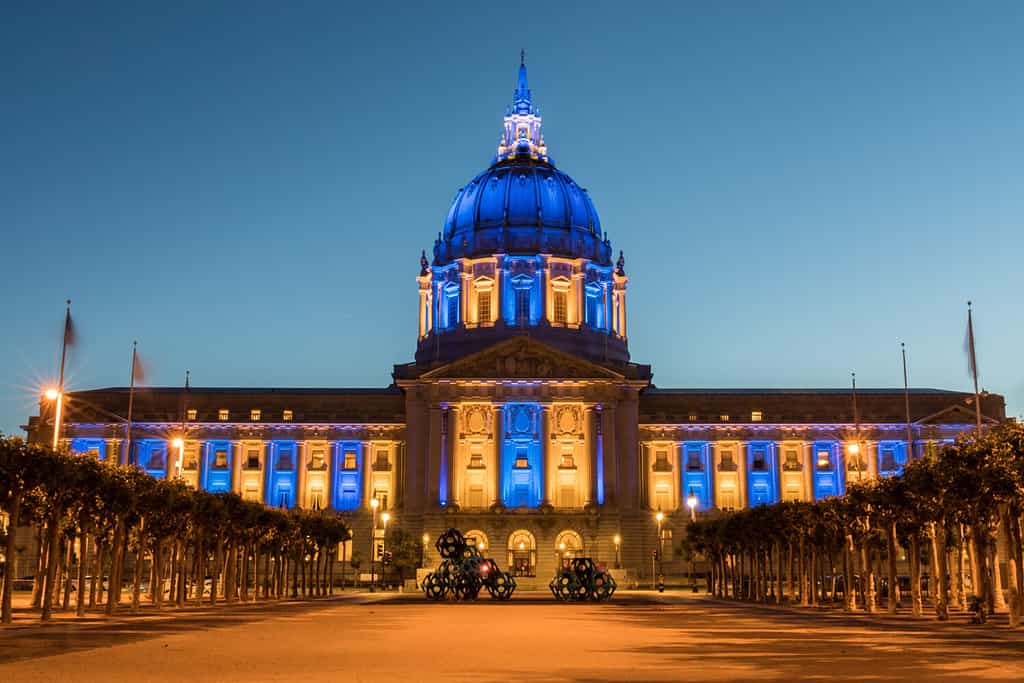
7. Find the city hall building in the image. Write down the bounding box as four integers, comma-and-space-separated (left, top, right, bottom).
26, 59, 1006, 586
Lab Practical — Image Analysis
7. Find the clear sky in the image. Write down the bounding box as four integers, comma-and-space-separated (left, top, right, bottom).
3, 1, 1022, 436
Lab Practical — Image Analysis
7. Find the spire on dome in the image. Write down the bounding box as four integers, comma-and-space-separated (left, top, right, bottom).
495, 52, 549, 164
513, 50, 532, 114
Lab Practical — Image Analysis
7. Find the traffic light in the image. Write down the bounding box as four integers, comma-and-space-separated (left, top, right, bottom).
383, 550, 393, 566
376, 542, 384, 560
652, 549, 660, 561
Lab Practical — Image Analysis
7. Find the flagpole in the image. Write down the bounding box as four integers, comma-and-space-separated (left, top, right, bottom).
125, 341, 138, 466
901, 343, 914, 460
851, 371, 863, 481
52, 299, 72, 450
967, 301, 983, 434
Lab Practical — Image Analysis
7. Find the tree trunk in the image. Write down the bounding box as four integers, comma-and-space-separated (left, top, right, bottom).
861, 537, 876, 614
106, 518, 125, 615
909, 534, 922, 617
76, 530, 88, 617
952, 529, 966, 610
90, 544, 103, 608
41, 509, 63, 622
886, 523, 899, 614
932, 523, 949, 620
843, 535, 856, 611
31, 522, 47, 609
1, 494, 22, 624
132, 539, 144, 612
990, 528, 1007, 612
61, 536, 74, 611
1000, 510, 1021, 627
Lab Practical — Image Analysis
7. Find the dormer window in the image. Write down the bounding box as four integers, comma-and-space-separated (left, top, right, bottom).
250, 409, 261, 422
218, 409, 229, 421
187, 409, 197, 421
282, 409, 293, 421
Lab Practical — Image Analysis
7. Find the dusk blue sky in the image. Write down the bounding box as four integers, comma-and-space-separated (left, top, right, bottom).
3, 1, 1022, 436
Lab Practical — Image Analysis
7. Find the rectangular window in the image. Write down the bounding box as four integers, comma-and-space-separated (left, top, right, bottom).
553, 290, 568, 324
309, 486, 324, 510
654, 484, 672, 512
514, 447, 529, 469
246, 449, 260, 469
447, 295, 459, 328
213, 448, 229, 469
558, 485, 575, 508
374, 449, 390, 470
343, 450, 357, 470
719, 449, 736, 471
751, 447, 767, 471
187, 409, 197, 421
373, 491, 388, 511
276, 448, 294, 471
477, 292, 491, 323
515, 289, 530, 325
686, 449, 703, 471
250, 409, 261, 421
243, 485, 260, 502
653, 450, 671, 471
310, 449, 325, 470
559, 449, 575, 468
751, 411, 763, 422
468, 450, 485, 468
816, 449, 832, 471
784, 449, 801, 471
184, 447, 198, 470
218, 409, 229, 421
282, 409, 293, 421
468, 485, 485, 508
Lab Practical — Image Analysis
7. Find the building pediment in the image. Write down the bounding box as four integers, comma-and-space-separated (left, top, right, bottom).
916, 402, 998, 426
419, 336, 625, 381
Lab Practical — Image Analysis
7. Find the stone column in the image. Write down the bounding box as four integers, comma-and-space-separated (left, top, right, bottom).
427, 408, 443, 507
448, 407, 460, 508
492, 404, 503, 506
707, 442, 717, 509
230, 440, 242, 495
164, 440, 175, 480
802, 442, 814, 501
296, 441, 309, 509
602, 406, 617, 506
585, 407, 597, 507
540, 405, 551, 506
363, 441, 375, 509
867, 441, 878, 479
736, 442, 748, 509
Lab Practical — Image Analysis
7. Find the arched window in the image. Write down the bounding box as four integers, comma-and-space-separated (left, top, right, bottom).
464, 529, 490, 554
554, 529, 584, 564
507, 529, 537, 577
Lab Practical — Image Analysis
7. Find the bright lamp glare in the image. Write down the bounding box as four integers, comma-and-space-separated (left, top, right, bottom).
44, 388, 59, 400
171, 438, 184, 449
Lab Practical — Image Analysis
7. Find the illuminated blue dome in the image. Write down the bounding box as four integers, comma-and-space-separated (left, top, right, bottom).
433, 57, 611, 266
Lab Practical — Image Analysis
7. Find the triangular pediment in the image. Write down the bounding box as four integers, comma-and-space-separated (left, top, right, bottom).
916, 402, 998, 426
420, 336, 625, 381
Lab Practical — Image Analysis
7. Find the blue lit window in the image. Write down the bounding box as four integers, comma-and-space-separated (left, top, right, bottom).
515, 289, 530, 325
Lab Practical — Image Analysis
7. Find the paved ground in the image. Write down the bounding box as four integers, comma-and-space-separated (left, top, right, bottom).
0, 592, 1021, 682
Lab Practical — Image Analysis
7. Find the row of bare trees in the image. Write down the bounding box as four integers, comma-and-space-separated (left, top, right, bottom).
688, 422, 1024, 626
0, 437, 351, 623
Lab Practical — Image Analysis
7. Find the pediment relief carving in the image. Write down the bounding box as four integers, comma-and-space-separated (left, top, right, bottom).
422, 338, 624, 381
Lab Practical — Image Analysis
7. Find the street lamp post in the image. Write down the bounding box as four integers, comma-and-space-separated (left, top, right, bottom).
655, 511, 664, 590
422, 533, 429, 568
369, 497, 379, 592
44, 388, 61, 450
380, 512, 391, 591
687, 490, 698, 593
613, 534, 621, 569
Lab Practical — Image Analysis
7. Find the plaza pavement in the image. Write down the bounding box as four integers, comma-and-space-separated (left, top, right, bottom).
0, 591, 1021, 682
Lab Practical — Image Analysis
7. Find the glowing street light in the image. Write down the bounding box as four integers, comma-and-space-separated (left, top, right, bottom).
422, 533, 429, 567
369, 497, 379, 592
44, 388, 62, 449
613, 534, 621, 569
654, 511, 665, 589
686, 491, 698, 522
380, 512, 392, 591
